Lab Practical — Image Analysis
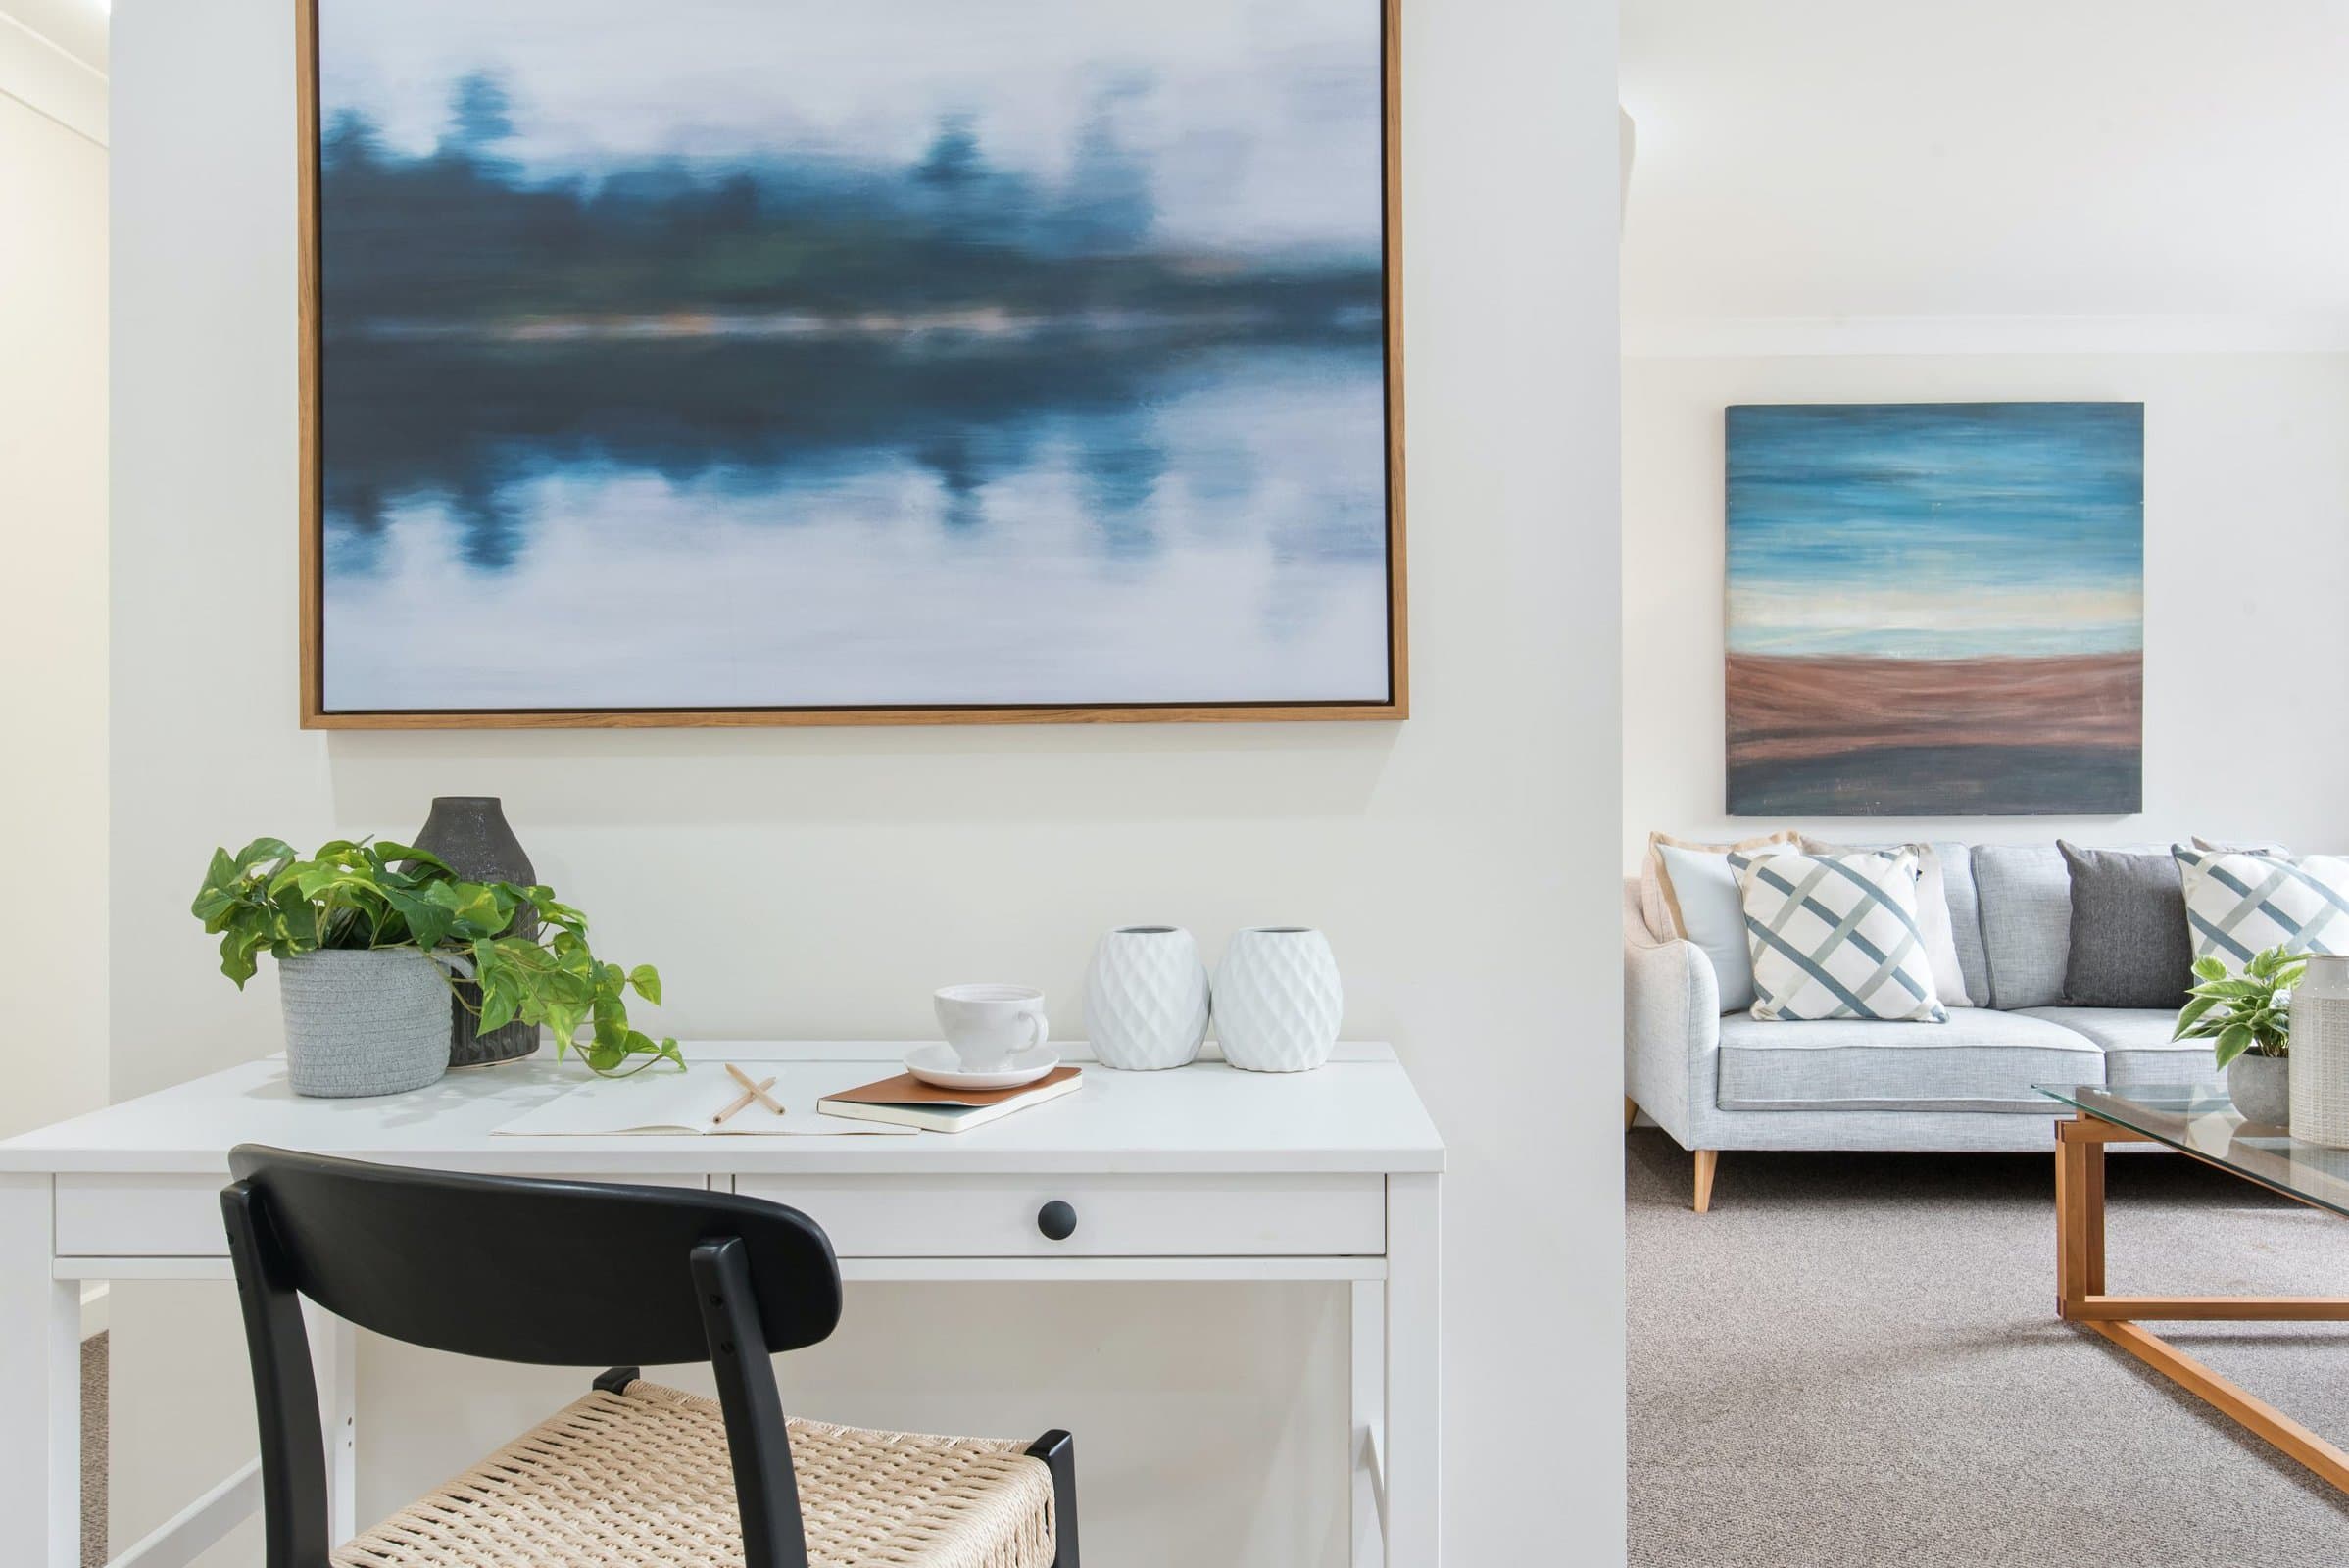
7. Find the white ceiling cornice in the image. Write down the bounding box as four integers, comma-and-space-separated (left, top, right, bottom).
1625, 314, 2349, 361
0, 9, 106, 148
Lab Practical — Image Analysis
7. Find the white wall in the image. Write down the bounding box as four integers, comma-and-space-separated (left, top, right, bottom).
0, 49, 108, 1138
1623, 351, 2349, 867
109, 2, 1623, 1564
1618, 1, 2349, 332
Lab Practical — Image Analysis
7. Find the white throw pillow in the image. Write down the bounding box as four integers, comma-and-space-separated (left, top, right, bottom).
1645, 830, 1798, 1012
2191, 836, 2293, 857
2173, 845, 2349, 971
1738, 849, 1948, 1023
1799, 837, 1974, 1007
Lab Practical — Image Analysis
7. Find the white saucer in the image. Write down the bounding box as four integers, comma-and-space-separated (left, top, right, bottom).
905, 1042, 1059, 1091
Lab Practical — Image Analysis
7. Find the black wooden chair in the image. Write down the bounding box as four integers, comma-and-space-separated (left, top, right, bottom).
221, 1145, 1079, 1568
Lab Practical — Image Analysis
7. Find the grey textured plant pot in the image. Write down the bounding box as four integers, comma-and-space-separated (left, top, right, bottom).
277, 949, 453, 1098
411, 796, 541, 1067
2227, 1053, 2290, 1128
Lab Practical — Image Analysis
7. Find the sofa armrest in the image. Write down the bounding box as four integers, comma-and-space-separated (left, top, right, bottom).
1623, 877, 1719, 1149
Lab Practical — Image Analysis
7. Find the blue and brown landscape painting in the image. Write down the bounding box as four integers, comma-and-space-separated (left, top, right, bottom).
1725, 403, 2144, 815
316, 0, 1390, 711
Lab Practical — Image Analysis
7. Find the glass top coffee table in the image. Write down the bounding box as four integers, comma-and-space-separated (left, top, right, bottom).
2036, 1083, 2349, 1493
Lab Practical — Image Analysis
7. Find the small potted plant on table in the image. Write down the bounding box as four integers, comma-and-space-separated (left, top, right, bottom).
192, 837, 677, 1097
2174, 946, 2301, 1127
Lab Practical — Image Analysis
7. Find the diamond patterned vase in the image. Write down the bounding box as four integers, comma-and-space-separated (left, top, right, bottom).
1084, 927, 1210, 1071
1212, 927, 1342, 1073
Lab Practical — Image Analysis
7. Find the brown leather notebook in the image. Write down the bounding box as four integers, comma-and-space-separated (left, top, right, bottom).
816, 1066, 1082, 1132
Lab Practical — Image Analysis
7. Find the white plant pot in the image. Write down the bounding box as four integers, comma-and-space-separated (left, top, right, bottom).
1212, 927, 1342, 1073
2290, 954, 2349, 1147
1084, 926, 1210, 1071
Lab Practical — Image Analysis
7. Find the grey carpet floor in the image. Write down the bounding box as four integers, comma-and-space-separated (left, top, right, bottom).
1629, 1131, 2349, 1566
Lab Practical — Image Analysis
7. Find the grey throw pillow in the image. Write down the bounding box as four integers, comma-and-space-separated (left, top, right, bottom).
2058, 842, 2193, 1009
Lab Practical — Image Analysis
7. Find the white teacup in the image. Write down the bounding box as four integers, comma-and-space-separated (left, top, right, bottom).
933, 984, 1052, 1073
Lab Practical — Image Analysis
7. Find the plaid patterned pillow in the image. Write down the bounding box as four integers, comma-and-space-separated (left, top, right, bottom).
1733, 849, 1948, 1023
2173, 846, 2349, 970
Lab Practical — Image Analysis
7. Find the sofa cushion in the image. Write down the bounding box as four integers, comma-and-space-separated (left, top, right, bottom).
2174, 845, 2349, 970
2058, 843, 2192, 1009
1649, 833, 1798, 1011
1716, 1008, 2101, 1113
1971, 844, 2072, 1009
1934, 840, 1992, 1010
2019, 1007, 2223, 1090
1740, 849, 1948, 1023
1798, 837, 1976, 1007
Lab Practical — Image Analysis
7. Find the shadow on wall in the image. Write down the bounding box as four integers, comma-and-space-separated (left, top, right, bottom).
322, 721, 1406, 827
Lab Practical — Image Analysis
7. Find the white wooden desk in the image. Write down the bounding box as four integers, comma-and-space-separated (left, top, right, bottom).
0, 1042, 1442, 1568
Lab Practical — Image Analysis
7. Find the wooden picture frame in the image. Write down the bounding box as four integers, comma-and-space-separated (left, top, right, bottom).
295, 0, 1406, 729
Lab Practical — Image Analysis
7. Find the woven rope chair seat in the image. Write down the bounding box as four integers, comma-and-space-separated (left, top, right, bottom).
332, 1379, 1055, 1568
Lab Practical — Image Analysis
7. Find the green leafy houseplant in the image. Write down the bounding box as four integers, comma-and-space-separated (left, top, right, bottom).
192, 837, 680, 1075
2173, 947, 2303, 1069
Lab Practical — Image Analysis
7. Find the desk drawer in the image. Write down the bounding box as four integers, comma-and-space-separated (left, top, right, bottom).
731, 1173, 1384, 1257
54, 1171, 710, 1257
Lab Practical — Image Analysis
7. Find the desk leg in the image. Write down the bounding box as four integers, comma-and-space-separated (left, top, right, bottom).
1385, 1173, 1441, 1567
304, 1301, 357, 1544
1350, 1279, 1386, 1566
0, 1175, 79, 1568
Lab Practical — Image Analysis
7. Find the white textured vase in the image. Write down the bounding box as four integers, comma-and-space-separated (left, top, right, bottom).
1212, 927, 1342, 1073
1084, 926, 1210, 1071
2290, 954, 2349, 1147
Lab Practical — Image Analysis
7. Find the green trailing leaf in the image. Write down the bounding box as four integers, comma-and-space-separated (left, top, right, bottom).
2197, 978, 2267, 999
188, 834, 679, 1077
2180, 943, 2299, 1067
219, 921, 268, 988
476, 985, 518, 1037
234, 839, 297, 876
444, 882, 514, 937
380, 886, 454, 952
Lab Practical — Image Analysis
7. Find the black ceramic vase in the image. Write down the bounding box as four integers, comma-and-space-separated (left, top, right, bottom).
411, 797, 540, 1066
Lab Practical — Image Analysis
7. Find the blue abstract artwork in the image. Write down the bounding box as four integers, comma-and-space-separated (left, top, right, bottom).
1725, 402, 2144, 815
310, 0, 1395, 718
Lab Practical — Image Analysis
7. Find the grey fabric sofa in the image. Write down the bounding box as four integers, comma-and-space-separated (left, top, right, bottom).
1623, 841, 2220, 1211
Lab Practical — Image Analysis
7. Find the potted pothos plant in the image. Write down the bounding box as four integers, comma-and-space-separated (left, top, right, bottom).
192, 837, 679, 1098
2174, 946, 2300, 1127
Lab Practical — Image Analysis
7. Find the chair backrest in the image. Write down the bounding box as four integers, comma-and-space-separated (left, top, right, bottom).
225, 1144, 842, 1365
223, 1145, 840, 1568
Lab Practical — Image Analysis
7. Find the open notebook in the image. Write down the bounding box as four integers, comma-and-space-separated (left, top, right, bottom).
492, 1068, 917, 1137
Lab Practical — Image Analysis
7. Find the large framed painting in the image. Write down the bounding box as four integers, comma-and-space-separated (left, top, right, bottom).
297, 0, 1404, 727
1725, 402, 2143, 815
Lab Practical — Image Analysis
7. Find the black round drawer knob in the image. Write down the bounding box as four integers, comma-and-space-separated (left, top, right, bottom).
1037, 1200, 1078, 1241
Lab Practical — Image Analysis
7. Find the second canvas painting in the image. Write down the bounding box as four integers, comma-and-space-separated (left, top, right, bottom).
305, 0, 1399, 723
1725, 402, 2145, 816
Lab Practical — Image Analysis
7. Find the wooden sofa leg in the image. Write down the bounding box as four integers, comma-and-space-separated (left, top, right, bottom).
1624, 1095, 1638, 1132
1692, 1150, 1717, 1213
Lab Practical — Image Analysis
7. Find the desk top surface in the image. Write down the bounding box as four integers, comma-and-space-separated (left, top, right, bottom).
0, 1042, 1444, 1177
